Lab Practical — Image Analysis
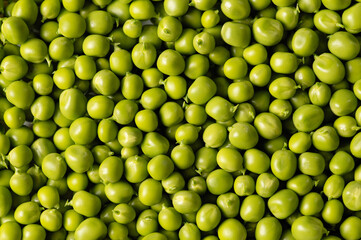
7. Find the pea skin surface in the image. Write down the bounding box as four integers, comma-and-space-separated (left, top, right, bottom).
1, 0, 361, 240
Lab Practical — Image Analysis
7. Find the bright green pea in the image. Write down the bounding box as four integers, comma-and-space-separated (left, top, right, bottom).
287, 174, 314, 196
291, 216, 325, 240
271, 149, 297, 181
228, 122, 259, 150
340, 216, 361, 240
157, 49, 185, 76
188, 76, 217, 105
58, 12, 86, 38
161, 171, 185, 194
98, 156, 123, 184
141, 132, 170, 158
184, 54, 210, 79
292, 104, 324, 132
221, 21, 251, 48
1, 17, 29, 45
74, 217, 107, 240
342, 181, 361, 211
299, 192, 324, 216
22, 224, 46, 240
157, 16, 183, 42
14, 201, 41, 225
313, 53, 345, 85
172, 190, 202, 214
255, 217, 282, 240
298, 152, 325, 176
321, 199, 344, 225
329, 89, 358, 116
64, 144, 94, 173
253, 17, 284, 46
240, 194, 265, 222
0, 221, 22, 240
312, 126, 340, 152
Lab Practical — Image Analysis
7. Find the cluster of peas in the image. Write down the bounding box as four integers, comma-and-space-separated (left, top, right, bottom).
1, 0, 361, 239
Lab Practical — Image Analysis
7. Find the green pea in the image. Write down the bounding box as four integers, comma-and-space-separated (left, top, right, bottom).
0, 221, 22, 240
206, 169, 233, 195
64, 144, 94, 173
71, 190, 101, 217
134, 109, 158, 133
141, 132, 170, 158
340, 216, 361, 240
218, 218, 247, 240
287, 174, 314, 196
14, 201, 41, 225
313, 53, 345, 85
330, 89, 358, 117
221, 21, 251, 48
184, 104, 207, 126
22, 224, 46, 240
299, 192, 324, 216
3, 107, 25, 129
234, 103, 256, 123
0, 186, 12, 218
124, 155, 149, 184
215, 147, 243, 172
178, 223, 200, 240
292, 104, 324, 132
276, 7, 299, 30
10, 172, 33, 196
74, 217, 107, 240
146, 155, 174, 181
291, 216, 325, 240
312, 126, 339, 152
322, 199, 344, 225
270, 149, 297, 181
228, 122, 259, 150
1, 17, 29, 45
221, 0, 250, 19
255, 217, 282, 240
170, 144, 194, 170
342, 181, 361, 211
6, 126, 34, 147
136, 209, 158, 236
202, 123, 226, 148
160, 171, 184, 195
297, 152, 325, 177
329, 151, 354, 175
256, 172, 279, 198
185, 54, 209, 81
157, 49, 185, 76
113, 99, 138, 125
268, 189, 299, 219
172, 190, 201, 214
194, 147, 217, 175
59, 88, 86, 120
58, 12, 86, 38
240, 194, 265, 222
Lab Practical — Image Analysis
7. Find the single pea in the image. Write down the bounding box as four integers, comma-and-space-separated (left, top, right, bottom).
14, 201, 41, 225
170, 144, 195, 170
178, 223, 201, 240
124, 155, 148, 184
321, 199, 344, 225
255, 217, 282, 240
141, 132, 170, 158
313, 53, 345, 85
291, 216, 326, 240
164, 0, 189, 17
74, 217, 107, 240
271, 149, 297, 181
298, 152, 325, 176
228, 122, 259, 150
0, 221, 22, 240
1, 16, 29, 45
253, 17, 284, 46
196, 204, 221, 232
292, 104, 324, 132
312, 126, 340, 152
287, 174, 315, 196
184, 53, 210, 79
268, 189, 299, 219
256, 172, 279, 198
276, 7, 299, 31
172, 190, 202, 214
157, 49, 185, 76
254, 112, 283, 140
340, 216, 361, 240
221, 21, 251, 48
22, 224, 46, 240
187, 76, 216, 105
329, 89, 358, 117
10, 172, 34, 196
299, 192, 324, 216
240, 194, 265, 222
161, 76, 186, 100
64, 144, 94, 173
118, 126, 143, 148
71, 190, 101, 217
161, 171, 185, 195
221, 0, 250, 20
58, 12, 86, 38
342, 181, 361, 211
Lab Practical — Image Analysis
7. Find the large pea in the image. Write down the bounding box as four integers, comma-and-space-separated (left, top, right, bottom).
172, 190, 202, 214
255, 217, 282, 240
286, 174, 314, 196
323, 174, 345, 200
14, 201, 41, 225
72, 191, 101, 217
292, 104, 324, 132
271, 149, 297, 181
313, 53, 345, 85
64, 144, 94, 173
221, 21, 251, 48
228, 122, 259, 150
312, 126, 339, 152
240, 194, 265, 222
59, 88, 86, 120
268, 189, 299, 219
74, 217, 107, 240
187, 76, 217, 105
300, 192, 324, 216
5, 80, 34, 109
298, 152, 325, 176
254, 112, 283, 140
1, 16, 29, 45
342, 181, 361, 211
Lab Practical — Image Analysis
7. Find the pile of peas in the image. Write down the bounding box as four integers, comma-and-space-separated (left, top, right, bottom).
1, 0, 361, 239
